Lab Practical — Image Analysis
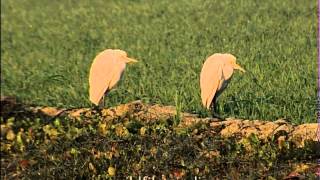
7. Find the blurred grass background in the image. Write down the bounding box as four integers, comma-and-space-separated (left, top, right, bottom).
1, 0, 317, 123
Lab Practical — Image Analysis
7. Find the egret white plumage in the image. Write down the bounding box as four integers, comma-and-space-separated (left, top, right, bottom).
200, 53, 245, 117
89, 49, 138, 108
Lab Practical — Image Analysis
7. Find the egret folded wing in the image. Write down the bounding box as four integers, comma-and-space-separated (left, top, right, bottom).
200, 57, 223, 109
89, 52, 116, 105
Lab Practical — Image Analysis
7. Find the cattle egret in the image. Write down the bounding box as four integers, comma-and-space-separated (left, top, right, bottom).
200, 53, 245, 117
89, 49, 138, 107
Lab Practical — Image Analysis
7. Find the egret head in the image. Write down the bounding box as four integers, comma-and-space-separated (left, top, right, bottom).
112, 49, 138, 64
225, 54, 246, 72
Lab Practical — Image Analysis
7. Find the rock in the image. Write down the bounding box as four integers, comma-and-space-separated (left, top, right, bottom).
241, 126, 259, 138
258, 122, 280, 141
274, 119, 288, 125
68, 108, 91, 119
39, 107, 65, 117
289, 124, 317, 148
220, 122, 241, 138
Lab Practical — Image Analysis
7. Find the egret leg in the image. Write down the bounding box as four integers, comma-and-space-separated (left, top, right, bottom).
212, 103, 217, 115
211, 103, 219, 118
98, 95, 105, 109
211, 96, 224, 120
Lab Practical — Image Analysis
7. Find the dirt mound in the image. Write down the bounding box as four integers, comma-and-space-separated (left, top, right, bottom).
24, 100, 318, 149
2, 98, 318, 150
1, 98, 319, 179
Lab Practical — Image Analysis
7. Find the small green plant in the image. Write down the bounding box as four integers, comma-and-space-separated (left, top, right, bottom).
174, 90, 182, 126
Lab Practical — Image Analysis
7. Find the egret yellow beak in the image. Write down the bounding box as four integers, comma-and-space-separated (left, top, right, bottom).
126, 57, 138, 64
234, 63, 246, 72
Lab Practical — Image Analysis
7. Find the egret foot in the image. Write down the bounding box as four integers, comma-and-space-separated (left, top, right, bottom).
92, 95, 105, 116
211, 102, 225, 120
211, 112, 225, 120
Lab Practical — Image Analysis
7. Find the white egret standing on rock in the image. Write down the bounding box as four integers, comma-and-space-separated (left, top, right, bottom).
200, 53, 246, 117
89, 49, 138, 108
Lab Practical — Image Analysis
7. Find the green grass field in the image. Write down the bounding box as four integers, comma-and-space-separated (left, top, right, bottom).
1, 0, 317, 123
